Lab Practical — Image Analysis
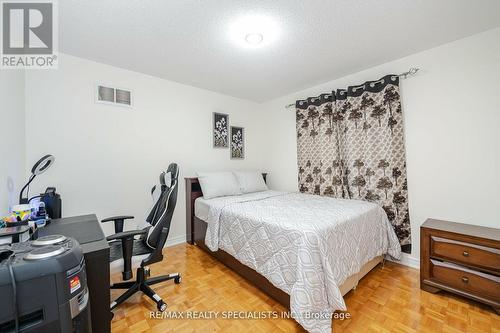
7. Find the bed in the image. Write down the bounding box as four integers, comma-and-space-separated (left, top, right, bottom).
185, 175, 401, 333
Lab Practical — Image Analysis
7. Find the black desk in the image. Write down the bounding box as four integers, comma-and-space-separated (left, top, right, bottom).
39, 214, 110, 333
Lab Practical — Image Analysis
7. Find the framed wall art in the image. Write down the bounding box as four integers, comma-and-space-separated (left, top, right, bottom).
230, 126, 244, 159
213, 112, 229, 148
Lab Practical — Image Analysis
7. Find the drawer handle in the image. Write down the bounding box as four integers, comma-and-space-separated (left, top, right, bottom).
461, 276, 469, 284
462, 251, 469, 257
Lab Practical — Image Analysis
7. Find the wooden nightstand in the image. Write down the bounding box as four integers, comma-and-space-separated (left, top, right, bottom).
420, 219, 500, 314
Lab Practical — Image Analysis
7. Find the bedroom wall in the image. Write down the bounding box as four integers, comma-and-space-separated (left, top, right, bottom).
260, 27, 500, 265
0, 70, 26, 216
24, 54, 264, 243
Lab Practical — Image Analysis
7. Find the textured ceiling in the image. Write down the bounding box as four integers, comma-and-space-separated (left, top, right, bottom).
59, 0, 500, 102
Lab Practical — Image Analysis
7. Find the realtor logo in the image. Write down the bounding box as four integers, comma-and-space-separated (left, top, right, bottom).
1, 0, 58, 68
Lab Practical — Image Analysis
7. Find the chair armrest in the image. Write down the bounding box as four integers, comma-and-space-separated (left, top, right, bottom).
106, 229, 147, 242
101, 215, 134, 233
107, 228, 147, 280
101, 215, 134, 223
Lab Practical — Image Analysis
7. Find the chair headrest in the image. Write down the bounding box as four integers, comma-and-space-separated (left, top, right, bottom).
159, 172, 166, 186
159, 163, 179, 187
167, 163, 179, 181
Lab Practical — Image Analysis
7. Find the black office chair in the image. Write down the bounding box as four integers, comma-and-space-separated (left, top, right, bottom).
102, 163, 180, 312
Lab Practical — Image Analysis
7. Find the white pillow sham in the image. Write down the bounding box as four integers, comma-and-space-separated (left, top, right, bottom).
197, 171, 241, 199
233, 171, 268, 194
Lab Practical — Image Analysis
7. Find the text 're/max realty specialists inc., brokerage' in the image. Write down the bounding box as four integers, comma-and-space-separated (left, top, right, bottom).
150, 311, 352, 321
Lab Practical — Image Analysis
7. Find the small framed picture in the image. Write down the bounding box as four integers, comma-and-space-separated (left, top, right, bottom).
213, 112, 229, 148
230, 126, 244, 159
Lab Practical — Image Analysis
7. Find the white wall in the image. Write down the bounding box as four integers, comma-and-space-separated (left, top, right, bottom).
0, 70, 25, 215
16, 28, 500, 262
260, 27, 500, 262
25, 54, 263, 242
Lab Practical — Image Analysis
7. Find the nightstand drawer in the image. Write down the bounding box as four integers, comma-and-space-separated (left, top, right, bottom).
431, 260, 500, 300
431, 236, 500, 273
421, 219, 500, 312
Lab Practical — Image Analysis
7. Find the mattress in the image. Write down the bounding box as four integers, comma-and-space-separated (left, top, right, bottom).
194, 196, 210, 221
194, 191, 269, 221
196, 190, 401, 333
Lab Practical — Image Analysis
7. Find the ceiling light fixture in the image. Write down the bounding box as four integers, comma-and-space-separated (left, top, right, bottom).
229, 15, 279, 49
245, 33, 263, 45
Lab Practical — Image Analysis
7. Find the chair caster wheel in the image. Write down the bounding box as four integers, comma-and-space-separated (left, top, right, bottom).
174, 275, 182, 284
144, 267, 151, 278
157, 301, 167, 312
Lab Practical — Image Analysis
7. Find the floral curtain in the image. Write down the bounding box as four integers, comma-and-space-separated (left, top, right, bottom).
295, 75, 411, 253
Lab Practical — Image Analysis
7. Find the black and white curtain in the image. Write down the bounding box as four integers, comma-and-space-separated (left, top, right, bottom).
296, 75, 411, 253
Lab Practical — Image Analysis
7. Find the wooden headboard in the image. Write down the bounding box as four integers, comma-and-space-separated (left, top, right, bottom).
184, 173, 267, 244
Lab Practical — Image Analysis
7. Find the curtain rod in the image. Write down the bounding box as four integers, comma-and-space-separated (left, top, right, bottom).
285, 67, 420, 109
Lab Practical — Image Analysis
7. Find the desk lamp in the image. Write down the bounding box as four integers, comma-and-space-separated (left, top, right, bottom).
19, 154, 55, 204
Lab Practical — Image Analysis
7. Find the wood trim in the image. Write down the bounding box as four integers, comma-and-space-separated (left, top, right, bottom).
422, 226, 499, 250
420, 226, 432, 287
423, 279, 500, 308
184, 177, 201, 245
422, 218, 500, 244
430, 237, 500, 275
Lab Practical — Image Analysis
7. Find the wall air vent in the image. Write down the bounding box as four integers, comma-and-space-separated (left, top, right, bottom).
96, 84, 132, 107
115, 89, 131, 105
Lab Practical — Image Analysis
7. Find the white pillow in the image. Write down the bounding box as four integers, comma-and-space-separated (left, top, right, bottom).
197, 171, 241, 199
233, 171, 268, 194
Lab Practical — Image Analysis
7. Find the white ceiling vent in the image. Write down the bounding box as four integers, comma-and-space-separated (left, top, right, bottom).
96, 84, 132, 107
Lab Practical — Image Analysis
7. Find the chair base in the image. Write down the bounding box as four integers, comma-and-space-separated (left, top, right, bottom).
110, 267, 181, 311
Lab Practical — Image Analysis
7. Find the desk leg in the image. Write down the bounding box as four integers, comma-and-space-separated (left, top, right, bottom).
85, 248, 111, 333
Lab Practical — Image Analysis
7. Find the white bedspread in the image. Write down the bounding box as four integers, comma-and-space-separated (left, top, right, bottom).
201, 190, 401, 333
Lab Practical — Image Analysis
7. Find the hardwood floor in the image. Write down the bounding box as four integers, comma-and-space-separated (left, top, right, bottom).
111, 243, 499, 333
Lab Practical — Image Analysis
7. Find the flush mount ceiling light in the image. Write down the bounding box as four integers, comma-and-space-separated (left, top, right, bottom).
229, 15, 279, 49
245, 33, 263, 45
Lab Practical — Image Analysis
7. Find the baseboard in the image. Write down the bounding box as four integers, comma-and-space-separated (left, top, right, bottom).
165, 234, 187, 247
387, 252, 420, 269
